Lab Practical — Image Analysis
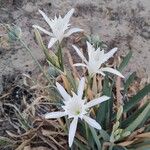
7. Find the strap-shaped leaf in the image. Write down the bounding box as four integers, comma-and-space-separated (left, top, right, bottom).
34, 29, 60, 68
134, 144, 150, 150
74, 139, 90, 150
99, 129, 110, 141
0, 136, 14, 147
121, 103, 147, 128
124, 103, 150, 132
118, 51, 132, 71
124, 72, 136, 92
124, 83, 150, 112
111, 145, 128, 150
89, 126, 101, 150
96, 76, 112, 129
56, 44, 64, 71
65, 70, 77, 93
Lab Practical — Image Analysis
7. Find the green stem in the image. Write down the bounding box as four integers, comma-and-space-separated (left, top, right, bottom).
85, 122, 89, 143
19, 39, 52, 84
57, 43, 64, 71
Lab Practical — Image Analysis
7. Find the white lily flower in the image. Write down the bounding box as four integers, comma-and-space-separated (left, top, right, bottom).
73, 41, 124, 78
45, 77, 110, 147
33, 8, 83, 48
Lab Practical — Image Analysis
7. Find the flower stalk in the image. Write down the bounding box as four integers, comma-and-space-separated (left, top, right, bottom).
56, 43, 64, 71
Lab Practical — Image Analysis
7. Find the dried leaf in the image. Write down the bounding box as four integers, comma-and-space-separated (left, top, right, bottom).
116, 77, 123, 107
135, 132, 150, 138
15, 139, 31, 150
92, 75, 97, 95
61, 75, 71, 94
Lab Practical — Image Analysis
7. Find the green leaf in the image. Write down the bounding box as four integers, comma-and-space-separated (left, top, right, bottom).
145, 124, 150, 132
119, 51, 132, 71
112, 84, 150, 121
124, 103, 150, 132
124, 84, 150, 113
128, 140, 150, 150
112, 145, 128, 150
8, 25, 22, 41
56, 44, 64, 71
89, 126, 101, 150
140, 107, 150, 128
121, 131, 131, 138
74, 139, 90, 150
47, 60, 63, 77
65, 70, 77, 93
0, 136, 14, 147
34, 29, 60, 68
136, 145, 150, 150
99, 129, 110, 141
121, 103, 147, 128
96, 76, 112, 129
83, 122, 95, 149
124, 72, 136, 92
87, 35, 107, 49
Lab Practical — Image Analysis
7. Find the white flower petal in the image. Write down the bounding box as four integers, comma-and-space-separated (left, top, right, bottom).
73, 63, 87, 67
86, 41, 95, 59
33, 25, 53, 36
56, 82, 71, 101
77, 77, 85, 98
48, 37, 57, 48
64, 28, 83, 37
63, 8, 74, 24
104, 47, 118, 62
39, 9, 52, 27
45, 111, 66, 119
69, 117, 78, 147
85, 96, 110, 109
100, 67, 124, 78
83, 116, 101, 130
72, 45, 88, 64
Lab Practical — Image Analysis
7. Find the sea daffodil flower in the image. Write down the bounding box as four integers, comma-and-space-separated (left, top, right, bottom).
73, 41, 124, 78
33, 8, 83, 48
45, 77, 109, 147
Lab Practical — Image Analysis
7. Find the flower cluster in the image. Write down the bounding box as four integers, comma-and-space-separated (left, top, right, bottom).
45, 77, 110, 147
73, 41, 124, 78
33, 8, 83, 48
33, 8, 124, 147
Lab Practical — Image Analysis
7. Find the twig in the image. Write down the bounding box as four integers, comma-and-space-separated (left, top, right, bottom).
116, 77, 123, 108
66, 49, 79, 78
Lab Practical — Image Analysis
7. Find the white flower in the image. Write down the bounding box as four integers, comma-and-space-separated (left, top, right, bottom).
45, 77, 110, 147
33, 8, 83, 48
73, 41, 124, 78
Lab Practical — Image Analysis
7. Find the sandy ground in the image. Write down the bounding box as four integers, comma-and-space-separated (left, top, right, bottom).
0, 0, 150, 93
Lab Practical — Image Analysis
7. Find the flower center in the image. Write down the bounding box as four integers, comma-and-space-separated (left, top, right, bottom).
76, 110, 81, 115
64, 96, 86, 118
69, 100, 83, 115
